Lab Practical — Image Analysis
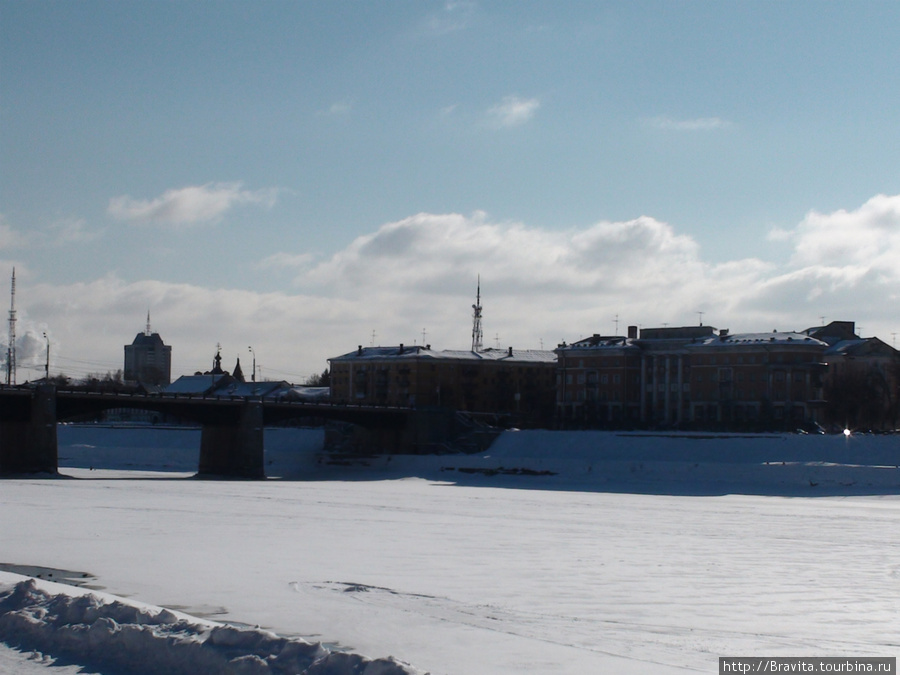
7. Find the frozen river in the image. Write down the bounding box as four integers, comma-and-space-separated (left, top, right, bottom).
2, 427, 899, 674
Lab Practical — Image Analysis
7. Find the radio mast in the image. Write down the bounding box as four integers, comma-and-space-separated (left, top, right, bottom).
7, 268, 16, 385
471, 276, 483, 353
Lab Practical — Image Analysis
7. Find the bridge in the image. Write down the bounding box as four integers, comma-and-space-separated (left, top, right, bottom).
0, 385, 457, 478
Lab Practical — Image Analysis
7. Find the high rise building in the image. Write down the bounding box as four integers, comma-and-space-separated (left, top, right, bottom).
124, 313, 172, 385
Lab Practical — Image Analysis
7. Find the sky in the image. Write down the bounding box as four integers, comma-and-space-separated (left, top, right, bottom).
1, 0, 899, 383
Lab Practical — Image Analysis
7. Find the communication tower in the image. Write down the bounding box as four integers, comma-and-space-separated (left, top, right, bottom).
471, 276, 483, 353
6, 268, 16, 385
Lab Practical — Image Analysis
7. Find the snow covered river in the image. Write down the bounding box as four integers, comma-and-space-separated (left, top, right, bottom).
1, 427, 899, 673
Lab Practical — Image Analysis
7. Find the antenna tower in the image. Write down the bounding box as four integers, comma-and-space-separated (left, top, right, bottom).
6, 268, 16, 385
471, 276, 483, 352
145, 310, 152, 336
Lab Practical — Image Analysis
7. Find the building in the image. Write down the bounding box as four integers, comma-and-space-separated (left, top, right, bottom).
684, 330, 828, 428
556, 325, 830, 430
329, 344, 557, 427
805, 321, 900, 430
123, 315, 172, 386
555, 329, 644, 426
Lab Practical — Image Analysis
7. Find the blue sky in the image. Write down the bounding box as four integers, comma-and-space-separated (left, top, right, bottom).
1, 1, 899, 382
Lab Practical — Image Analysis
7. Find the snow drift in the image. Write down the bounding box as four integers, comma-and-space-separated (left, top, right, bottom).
0, 575, 425, 675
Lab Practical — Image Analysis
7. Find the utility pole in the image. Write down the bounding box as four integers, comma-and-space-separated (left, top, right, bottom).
43, 332, 49, 380
248, 346, 256, 382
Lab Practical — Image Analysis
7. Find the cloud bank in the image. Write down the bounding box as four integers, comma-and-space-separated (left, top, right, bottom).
9, 194, 900, 383
108, 183, 277, 226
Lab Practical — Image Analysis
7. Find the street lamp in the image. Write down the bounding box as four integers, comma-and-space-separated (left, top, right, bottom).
248, 346, 256, 382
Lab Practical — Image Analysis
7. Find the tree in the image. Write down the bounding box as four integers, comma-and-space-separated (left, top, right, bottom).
304, 369, 330, 387
825, 365, 894, 431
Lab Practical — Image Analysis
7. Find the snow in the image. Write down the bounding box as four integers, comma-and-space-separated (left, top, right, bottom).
0, 575, 421, 675
2, 424, 899, 674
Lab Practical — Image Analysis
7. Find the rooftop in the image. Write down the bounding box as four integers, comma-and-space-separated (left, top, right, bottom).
330, 345, 557, 364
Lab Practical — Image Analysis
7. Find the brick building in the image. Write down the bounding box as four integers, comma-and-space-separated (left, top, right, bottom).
329, 344, 557, 427
556, 325, 830, 429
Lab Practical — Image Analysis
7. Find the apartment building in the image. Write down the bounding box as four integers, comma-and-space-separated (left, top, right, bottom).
329, 344, 557, 427
556, 325, 830, 429
123, 323, 172, 386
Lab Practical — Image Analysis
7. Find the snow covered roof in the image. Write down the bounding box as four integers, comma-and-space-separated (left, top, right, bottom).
690, 332, 828, 348
283, 386, 331, 400
330, 345, 557, 364
557, 336, 638, 351
164, 374, 230, 395
825, 337, 898, 358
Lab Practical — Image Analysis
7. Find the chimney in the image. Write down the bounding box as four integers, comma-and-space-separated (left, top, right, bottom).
357, 345, 363, 356
627, 325, 638, 339
398, 343, 404, 354
508, 346, 513, 357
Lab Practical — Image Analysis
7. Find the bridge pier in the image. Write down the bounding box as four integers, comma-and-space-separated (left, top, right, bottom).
197, 400, 265, 479
0, 385, 58, 475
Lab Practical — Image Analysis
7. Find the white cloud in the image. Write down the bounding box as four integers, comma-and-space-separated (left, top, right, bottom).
14, 194, 900, 384
298, 211, 767, 346
317, 101, 352, 117
325, 101, 352, 116
647, 116, 732, 131
487, 96, 540, 128
788, 193, 900, 278
49, 218, 102, 245
107, 182, 277, 226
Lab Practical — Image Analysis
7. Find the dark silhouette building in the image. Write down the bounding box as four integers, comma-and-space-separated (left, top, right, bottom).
124, 314, 172, 386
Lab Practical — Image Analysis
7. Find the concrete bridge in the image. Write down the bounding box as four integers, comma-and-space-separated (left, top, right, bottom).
0, 385, 456, 478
